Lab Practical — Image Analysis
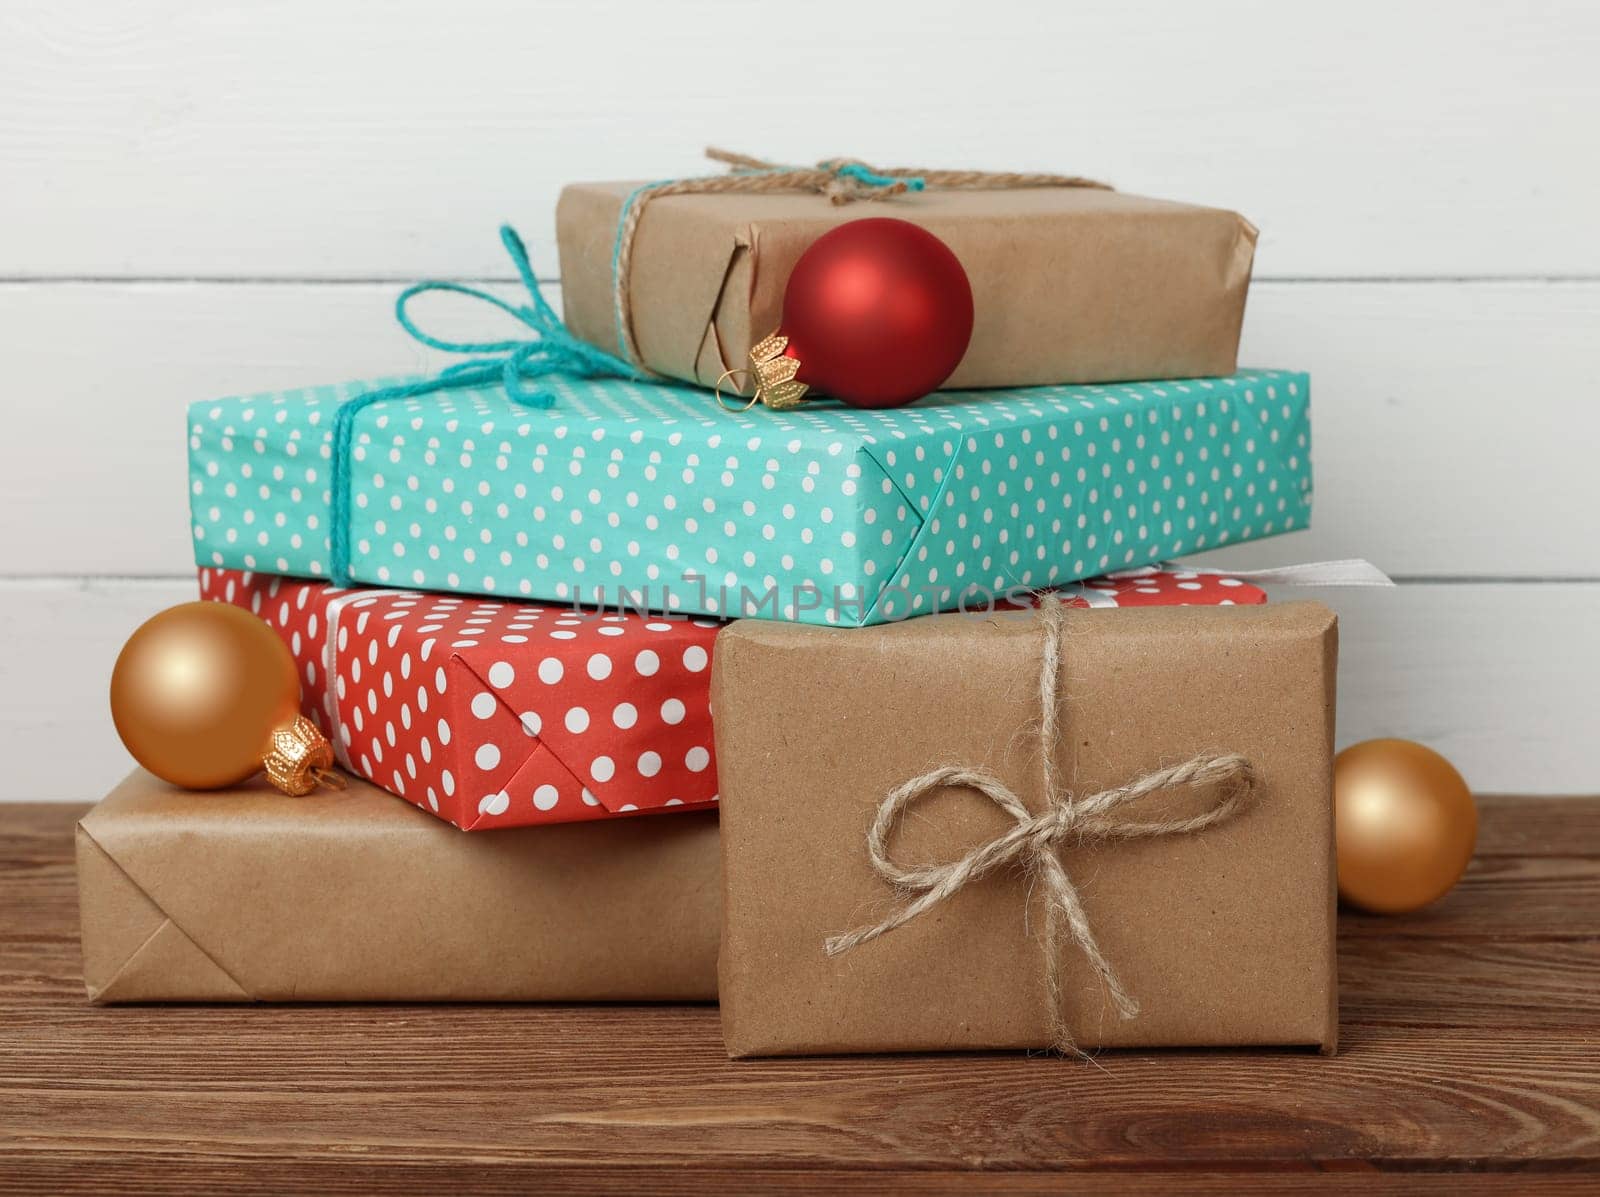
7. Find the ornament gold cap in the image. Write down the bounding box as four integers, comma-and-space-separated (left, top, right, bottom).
262, 715, 346, 797
715, 331, 810, 412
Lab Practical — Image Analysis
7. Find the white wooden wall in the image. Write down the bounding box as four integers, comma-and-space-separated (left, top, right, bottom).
3, 0, 1597, 800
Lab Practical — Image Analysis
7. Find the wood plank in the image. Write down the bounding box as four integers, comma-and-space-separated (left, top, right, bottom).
1, 1015, 1596, 1172
10, 801, 1599, 1026
3, 1162, 1597, 1196
1338, 938, 1600, 1028
1472, 793, 1600, 857
1337, 852, 1600, 940
12, 868, 1598, 1029
2, 800, 1598, 1187
6, 280, 1599, 579
3, 1, 1598, 279
3, 579, 1593, 801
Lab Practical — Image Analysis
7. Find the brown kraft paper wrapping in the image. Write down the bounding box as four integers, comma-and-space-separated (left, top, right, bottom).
556, 182, 1257, 392
712, 601, 1339, 1057
77, 770, 720, 1003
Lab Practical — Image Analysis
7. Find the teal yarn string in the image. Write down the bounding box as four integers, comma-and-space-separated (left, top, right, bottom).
835, 162, 925, 191
329, 224, 643, 585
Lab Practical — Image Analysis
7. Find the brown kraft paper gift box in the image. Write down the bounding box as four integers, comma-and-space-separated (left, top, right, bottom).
557, 181, 1257, 393
78, 769, 720, 1003
712, 601, 1339, 1057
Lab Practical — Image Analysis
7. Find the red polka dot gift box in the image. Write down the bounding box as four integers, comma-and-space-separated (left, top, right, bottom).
199, 568, 722, 830
198, 565, 1268, 831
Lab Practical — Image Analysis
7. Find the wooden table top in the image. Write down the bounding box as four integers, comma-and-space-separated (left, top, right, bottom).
3, 797, 1598, 1194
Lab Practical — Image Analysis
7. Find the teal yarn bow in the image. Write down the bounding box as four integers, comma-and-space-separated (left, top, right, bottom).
329, 224, 642, 584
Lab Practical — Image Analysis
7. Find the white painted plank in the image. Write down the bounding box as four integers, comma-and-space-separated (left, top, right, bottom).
0, 578, 196, 803
3, 0, 1598, 279
1321, 582, 1598, 794
4, 280, 1597, 578
1193, 279, 1600, 575
2, 578, 1592, 801
0, 278, 552, 577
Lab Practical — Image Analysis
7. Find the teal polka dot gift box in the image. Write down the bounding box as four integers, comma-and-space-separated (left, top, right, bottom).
187, 370, 1311, 626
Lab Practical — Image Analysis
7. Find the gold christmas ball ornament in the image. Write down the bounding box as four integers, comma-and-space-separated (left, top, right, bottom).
1334, 738, 1476, 914
109, 602, 339, 795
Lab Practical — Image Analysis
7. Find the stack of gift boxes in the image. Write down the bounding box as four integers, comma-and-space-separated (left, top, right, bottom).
79, 165, 1339, 1055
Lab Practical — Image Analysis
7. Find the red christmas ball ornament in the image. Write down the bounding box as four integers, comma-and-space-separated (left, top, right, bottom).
724, 218, 974, 411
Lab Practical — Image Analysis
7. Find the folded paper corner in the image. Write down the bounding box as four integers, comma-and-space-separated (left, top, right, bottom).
76, 823, 253, 1003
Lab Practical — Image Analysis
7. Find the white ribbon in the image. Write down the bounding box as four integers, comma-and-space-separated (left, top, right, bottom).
1108, 558, 1395, 588
320, 590, 364, 771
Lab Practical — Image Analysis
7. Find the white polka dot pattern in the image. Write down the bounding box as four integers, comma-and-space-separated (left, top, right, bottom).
187, 369, 1310, 626
197, 567, 720, 830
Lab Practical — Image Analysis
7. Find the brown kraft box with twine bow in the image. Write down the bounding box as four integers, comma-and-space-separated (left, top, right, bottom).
556, 150, 1258, 395
711, 600, 1339, 1057
77, 769, 720, 1003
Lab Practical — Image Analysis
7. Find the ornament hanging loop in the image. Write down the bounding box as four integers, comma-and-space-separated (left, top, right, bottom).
714, 368, 760, 413
714, 333, 812, 413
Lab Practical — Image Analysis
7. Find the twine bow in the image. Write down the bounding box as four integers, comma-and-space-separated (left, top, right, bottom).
823, 596, 1260, 1054
328, 224, 645, 583
610, 147, 1113, 373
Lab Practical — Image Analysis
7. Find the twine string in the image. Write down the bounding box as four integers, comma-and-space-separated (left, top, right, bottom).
822, 595, 1259, 1054
609, 147, 1113, 371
